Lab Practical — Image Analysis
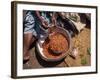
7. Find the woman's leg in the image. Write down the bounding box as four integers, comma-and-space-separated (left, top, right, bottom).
23, 33, 33, 61
23, 11, 36, 61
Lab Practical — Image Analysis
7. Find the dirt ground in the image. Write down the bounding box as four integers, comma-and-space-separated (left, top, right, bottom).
65, 27, 91, 67
23, 27, 91, 69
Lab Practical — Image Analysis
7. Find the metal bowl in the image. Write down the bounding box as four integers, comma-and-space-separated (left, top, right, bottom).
36, 27, 71, 62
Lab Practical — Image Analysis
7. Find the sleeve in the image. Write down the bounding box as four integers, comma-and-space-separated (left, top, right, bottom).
24, 11, 35, 34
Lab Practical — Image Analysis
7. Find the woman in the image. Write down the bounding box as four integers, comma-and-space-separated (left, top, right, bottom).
23, 10, 56, 62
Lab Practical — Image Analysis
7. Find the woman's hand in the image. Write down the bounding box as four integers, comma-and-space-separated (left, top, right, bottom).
52, 18, 57, 26
41, 19, 49, 29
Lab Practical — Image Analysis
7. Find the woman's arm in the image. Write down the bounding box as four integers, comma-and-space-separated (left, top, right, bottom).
51, 12, 57, 26
36, 11, 43, 22
36, 11, 49, 29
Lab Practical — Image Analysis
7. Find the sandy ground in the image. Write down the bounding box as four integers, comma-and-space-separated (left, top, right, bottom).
23, 27, 91, 69
65, 28, 91, 67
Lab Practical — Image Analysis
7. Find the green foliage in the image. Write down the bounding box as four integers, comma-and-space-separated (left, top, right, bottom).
87, 48, 91, 55
81, 57, 87, 65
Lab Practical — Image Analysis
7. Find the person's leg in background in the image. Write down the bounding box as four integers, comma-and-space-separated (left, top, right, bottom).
23, 11, 36, 61
23, 33, 33, 60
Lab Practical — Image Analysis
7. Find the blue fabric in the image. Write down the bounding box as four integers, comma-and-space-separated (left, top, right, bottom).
24, 11, 52, 39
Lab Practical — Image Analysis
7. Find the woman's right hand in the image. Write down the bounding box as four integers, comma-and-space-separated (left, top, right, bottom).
41, 19, 49, 29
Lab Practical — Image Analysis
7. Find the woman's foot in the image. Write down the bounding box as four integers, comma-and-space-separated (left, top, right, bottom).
23, 34, 36, 63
